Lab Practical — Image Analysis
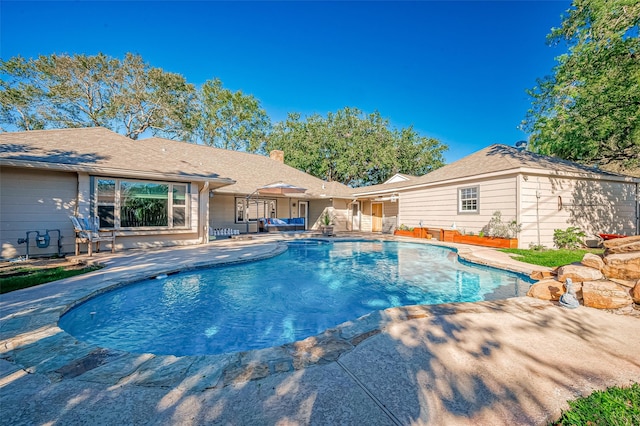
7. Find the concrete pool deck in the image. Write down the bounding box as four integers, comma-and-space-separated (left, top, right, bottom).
1, 235, 639, 425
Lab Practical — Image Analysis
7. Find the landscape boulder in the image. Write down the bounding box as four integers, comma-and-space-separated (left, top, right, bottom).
582, 280, 633, 309
556, 264, 604, 283
602, 252, 640, 281
581, 253, 605, 271
632, 281, 640, 305
603, 235, 640, 255
527, 279, 583, 301
529, 270, 555, 281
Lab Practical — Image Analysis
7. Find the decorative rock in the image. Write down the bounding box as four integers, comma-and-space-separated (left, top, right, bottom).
603, 235, 640, 254
581, 253, 605, 271
556, 264, 604, 283
530, 270, 555, 280
602, 252, 640, 281
526, 279, 564, 301
526, 279, 583, 301
582, 280, 633, 309
609, 278, 638, 289
632, 281, 640, 304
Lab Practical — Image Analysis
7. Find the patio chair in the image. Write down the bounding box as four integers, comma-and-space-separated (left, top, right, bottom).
69, 216, 116, 256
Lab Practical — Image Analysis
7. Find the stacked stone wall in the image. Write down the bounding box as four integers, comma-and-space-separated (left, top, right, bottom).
527, 235, 640, 311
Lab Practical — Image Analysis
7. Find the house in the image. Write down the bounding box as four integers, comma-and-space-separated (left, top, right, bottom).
350, 144, 640, 248
2, 128, 637, 258
0, 127, 352, 258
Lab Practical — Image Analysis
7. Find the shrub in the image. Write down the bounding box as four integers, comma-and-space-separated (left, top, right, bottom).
481, 211, 521, 239
553, 227, 586, 249
398, 224, 414, 231
320, 211, 334, 226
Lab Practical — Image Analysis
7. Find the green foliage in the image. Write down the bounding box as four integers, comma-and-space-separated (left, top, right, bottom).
550, 383, 640, 426
266, 107, 447, 186
398, 224, 414, 231
0, 265, 102, 294
0, 53, 270, 151
481, 211, 522, 239
0, 53, 198, 140
196, 78, 271, 152
320, 211, 334, 226
553, 226, 586, 249
522, 0, 640, 176
500, 248, 603, 268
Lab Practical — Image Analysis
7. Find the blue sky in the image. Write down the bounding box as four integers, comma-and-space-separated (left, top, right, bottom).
1, 1, 570, 163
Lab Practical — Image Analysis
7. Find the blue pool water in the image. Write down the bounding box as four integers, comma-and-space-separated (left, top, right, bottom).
59, 241, 532, 356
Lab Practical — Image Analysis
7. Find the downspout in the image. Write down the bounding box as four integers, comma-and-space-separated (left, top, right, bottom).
515, 174, 521, 248
636, 182, 639, 234
199, 182, 210, 244
535, 177, 542, 247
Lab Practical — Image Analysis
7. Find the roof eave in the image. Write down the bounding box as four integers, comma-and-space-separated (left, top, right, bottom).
352, 166, 639, 198
0, 159, 236, 187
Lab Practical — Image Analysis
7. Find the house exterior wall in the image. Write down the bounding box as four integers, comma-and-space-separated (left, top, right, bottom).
210, 194, 246, 232
85, 179, 202, 251
0, 167, 205, 257
360, 202, 373, 232
209, 195, 332, 233
1, 167, 78, 258
326, 199, 348, 231
309, 199, 334, 229
383, 200, 399, 233
519, 174, 638, 248
398, 175, 518, 236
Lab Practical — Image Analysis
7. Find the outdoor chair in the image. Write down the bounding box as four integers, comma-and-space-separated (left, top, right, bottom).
69, 216, 116, 256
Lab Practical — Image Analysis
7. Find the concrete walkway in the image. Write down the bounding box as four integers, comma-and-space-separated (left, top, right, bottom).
1, 236, 639, 425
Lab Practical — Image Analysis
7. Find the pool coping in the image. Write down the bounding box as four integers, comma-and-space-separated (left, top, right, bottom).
0, 235, 549, 392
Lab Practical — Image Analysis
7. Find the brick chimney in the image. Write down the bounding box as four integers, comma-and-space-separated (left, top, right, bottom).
269, 150, 284, 163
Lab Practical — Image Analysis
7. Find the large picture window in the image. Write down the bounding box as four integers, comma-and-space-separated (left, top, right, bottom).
235, 198, 276, 223
94, 177, 189, 229
458, 186, 479, 213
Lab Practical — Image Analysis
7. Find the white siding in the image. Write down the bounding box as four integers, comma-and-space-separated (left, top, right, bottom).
519, 175, 638, 248
398, 176, 518, 235
383, 201, 399, 233
1, 167, 78, 258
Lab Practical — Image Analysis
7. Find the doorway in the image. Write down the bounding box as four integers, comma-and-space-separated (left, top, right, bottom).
372, 202, 383, 232
298, 201, 309, 230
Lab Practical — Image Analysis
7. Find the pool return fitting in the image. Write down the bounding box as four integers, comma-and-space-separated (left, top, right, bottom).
17, 229, 62, 259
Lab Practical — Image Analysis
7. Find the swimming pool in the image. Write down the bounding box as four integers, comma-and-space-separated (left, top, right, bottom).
59, 241, 532, 356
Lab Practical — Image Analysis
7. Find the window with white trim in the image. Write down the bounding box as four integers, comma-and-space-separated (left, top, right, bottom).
94, 177, 189, 229
458, 186, 479, 213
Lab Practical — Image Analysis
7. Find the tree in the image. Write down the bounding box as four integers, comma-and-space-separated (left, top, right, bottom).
195, 78, 271, 152
266, 107, 446, 186
522, 0, 640, 175
0, 53, 198, 140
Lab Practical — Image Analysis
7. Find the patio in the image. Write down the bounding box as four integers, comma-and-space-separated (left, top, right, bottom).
1, 236, 639, 425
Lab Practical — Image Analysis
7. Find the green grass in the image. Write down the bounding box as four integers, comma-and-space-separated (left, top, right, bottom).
499, 248, 604, 268
0, 265, 102, 294
551, 383, 640, 426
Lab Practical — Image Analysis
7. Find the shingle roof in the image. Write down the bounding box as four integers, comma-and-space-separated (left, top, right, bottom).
0, 127, 353, 198
353, 144, 636, 195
